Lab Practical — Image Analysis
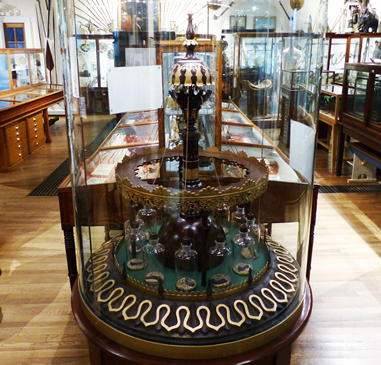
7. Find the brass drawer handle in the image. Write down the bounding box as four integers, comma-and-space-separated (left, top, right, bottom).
33, 118, 36, 121
18, 145, 21, 148
17, 137, 20, 141
34, 123, 37, 127
16, 132, 19, 136
18, 153, 22, 157
16, 126, 19, 130
36, 142, 39, 146
34, 128, 38, 132
35, 135, 38, 138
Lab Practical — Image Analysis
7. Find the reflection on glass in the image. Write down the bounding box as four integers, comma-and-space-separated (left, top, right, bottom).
0, 54, 11, 91
99, 39, 114, 87
9, 53, 30, 88
77, 39, 97, 87
30, 53, 46, 83
371, 79, 381, 125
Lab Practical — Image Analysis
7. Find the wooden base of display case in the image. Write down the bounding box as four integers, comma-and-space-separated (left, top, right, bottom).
72, 278, 312, 365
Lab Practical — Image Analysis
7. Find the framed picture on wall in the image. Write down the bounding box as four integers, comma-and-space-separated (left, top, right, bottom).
254, 17, 276, 31
230, 15, 246, 32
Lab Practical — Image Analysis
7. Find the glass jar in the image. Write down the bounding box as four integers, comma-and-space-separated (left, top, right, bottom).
175, 238, 198, 292
143, 232, 165, 285
209, 234, 232, 289
232, 224, 257, 277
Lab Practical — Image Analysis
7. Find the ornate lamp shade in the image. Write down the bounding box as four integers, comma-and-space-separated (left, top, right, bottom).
169, 57, 213, 87
169, 13, 213, 89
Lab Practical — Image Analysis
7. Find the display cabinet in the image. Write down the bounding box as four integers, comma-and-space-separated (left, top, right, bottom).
0, 49, 63, 172
77, 34, 114, 114
231, 32, 321, 127
336, 62, 381, 175
57, 1, 327, 364
324, 32, 381, 85
318, 84, 343, 173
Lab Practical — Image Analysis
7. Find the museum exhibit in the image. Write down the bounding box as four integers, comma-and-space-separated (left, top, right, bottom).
1, 0, 381, 364
54, 0, 327, 363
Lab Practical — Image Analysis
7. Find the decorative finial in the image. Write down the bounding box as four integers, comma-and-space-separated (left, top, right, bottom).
186, 12, 195, 40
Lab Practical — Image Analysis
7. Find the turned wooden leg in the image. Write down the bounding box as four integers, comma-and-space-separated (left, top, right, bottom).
64, 228, 78, 289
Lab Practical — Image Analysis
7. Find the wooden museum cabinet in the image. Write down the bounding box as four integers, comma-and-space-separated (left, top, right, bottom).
0, 48, 64, 172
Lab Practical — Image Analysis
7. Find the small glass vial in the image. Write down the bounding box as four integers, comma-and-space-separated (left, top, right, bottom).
137, 205, 157, 238
175, 238, 198, 292
231, 204, 246, 226
209, 234, 232, 289
232, 224, 256, 276
213, 203, 230, 235
246, 212, 260, 256
124, 218, 144, 241
126, 221, 145, 271
143, 232, 165, 285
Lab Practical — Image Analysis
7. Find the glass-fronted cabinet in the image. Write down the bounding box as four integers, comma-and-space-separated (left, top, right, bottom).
57, 0, 327, 363
337, 62, 381, 175
0, 49, 48, 93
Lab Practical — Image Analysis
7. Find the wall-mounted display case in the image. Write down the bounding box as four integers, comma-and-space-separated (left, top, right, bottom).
57, 1, 327, 364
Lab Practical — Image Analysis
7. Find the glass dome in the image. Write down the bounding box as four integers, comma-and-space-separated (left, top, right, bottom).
57, 0, 327, 361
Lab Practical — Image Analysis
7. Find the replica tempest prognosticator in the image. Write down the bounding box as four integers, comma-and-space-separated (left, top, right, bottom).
57, 0, 327, 363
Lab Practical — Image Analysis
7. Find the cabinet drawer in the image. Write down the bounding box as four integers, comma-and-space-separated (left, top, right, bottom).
7, 129, 27, 147
26, 113, 43, 128
27, 122, 45, 135
6, 120, 27, 141
29, 133, 46, 153
27, 113, 44, 131
8, 137, 29, 166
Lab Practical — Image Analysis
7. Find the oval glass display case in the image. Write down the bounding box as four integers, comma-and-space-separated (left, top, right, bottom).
57, 0, 327, 363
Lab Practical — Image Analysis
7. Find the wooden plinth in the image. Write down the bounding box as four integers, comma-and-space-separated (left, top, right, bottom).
71, 279, 312, 365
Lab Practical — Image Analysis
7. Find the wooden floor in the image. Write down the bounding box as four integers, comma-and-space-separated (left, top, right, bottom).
0, 121, 380, 364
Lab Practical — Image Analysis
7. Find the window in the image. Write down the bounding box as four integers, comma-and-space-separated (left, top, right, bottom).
4, 23, 26, 48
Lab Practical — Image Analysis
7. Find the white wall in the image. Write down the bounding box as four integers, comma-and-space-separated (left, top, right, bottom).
0, 0, 62, 85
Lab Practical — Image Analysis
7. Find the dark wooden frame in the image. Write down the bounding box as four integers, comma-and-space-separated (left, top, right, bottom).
3, 23, 26, 49
336, 62, 381, 175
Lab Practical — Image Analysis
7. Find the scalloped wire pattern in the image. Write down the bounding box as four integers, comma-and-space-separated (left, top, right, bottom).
83, 236, 300, 333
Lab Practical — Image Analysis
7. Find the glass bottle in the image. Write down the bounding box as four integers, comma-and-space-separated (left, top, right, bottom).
124, 218, 144, 241
246, 212, 260, 257
175, 238, 198, 292
143, 232, 165, 285
231, 204, 246, 227
213, 203, 230, 235
209, 234, 232, 289
137, 205, 157, 238
125, 221, 145, 271
232, 224, 257, 277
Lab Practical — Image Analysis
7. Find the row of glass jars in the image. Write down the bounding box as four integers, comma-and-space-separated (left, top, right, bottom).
123, 204, 261, 292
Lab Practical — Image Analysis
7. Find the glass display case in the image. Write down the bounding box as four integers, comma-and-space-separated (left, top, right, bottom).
337, 62, 381, 175
57, 0, 327, 363
77, 35, 115, 113
0, 49, 48, 93
324, 32, 381, 85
